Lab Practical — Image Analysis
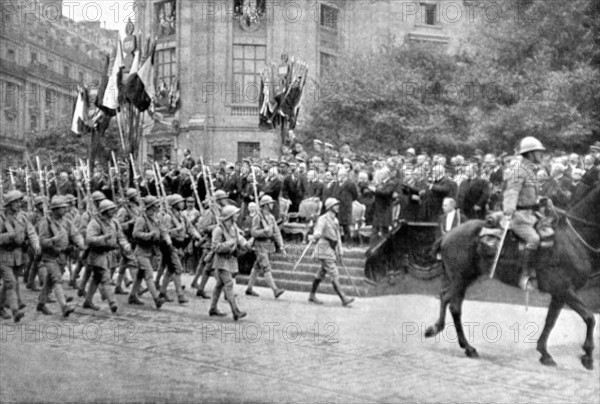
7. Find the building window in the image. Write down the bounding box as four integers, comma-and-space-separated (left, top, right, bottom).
155, 0, 176, 37
157, 47, 177, 89
47, 58, 54, 71
7, 49, 16, 61
153, 145, 172, 163
31, 51, 38, 64
420, 3, 438, 25
29, 83, 39, 105
232, 44, 266, 103
79, 71, 85, 83
320, 3, 339, 31
63, 65, 70, 78
238, 142, 260, 161
30, 114, 38, 131
320, 52, 336, 78
45, 116, 52, 129
234, 0, 266, 16
45, 88, 54, 110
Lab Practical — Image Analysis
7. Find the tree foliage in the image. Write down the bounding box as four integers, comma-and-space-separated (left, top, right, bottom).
302, 0, 599, 156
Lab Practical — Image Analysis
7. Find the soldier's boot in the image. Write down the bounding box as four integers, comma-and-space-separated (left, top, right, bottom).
228, 296, 247, 322
124, 268, 133, 288
209, 288, 226, 317
36, 303, 53, 315
62, 305, 75, 318
109, 301, 118, 314
332, 280, 355, 307
114, 271, 127, 294
196, 270, 211, 296
12, 309, 24, 323
15, 278, 25, 310
173, 275, 188, 304
0, 308, 11, 320
518, 248, 537, 291
245, 268, 260, 297
264, 272, 284, 299
190, 261, 204, 289
83, 279, 100, 310
128, 295, 144, 305
78, 267, 91, 297
308, 279, 323, 305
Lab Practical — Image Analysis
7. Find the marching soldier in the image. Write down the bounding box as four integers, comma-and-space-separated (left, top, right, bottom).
182, 196, 201, 274
84, 199, 133, 313
36, 196, 84, 317
245, 195, 286, 299
503, 136, 546, 290
159, 194, 201, 304
130, 196, 167, 309
0, 191, 41, 322
210, 205, 250, 321
192, 189, 229, 299
308, 198, 355, 307
114, 188, 140, 294
25, 196, 47, 291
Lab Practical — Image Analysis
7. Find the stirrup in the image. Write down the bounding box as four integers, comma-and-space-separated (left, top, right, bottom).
519, 276, 534, 291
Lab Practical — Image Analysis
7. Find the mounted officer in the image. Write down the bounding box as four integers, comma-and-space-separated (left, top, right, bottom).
503, 136, 546, 290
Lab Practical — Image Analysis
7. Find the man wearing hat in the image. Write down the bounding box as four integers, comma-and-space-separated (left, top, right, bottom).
307, 198, 355, 307
36, 196, 85, 317
159, 194, 201, 304
84, 199, 133, 312
0, 190, 40, 322
130, 196, 168, 309
192, 189, 230, 298
114, 188, 142, 294
245, 195, 286, 299
72, 191, 106, 296
210, 205, 250, 320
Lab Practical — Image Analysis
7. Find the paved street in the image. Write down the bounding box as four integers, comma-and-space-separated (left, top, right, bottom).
1, 275, 599, 404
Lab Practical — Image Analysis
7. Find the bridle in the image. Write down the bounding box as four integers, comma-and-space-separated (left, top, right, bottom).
547, 200, 600, 253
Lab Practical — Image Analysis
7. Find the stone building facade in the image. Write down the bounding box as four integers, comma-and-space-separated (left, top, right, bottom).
134, 0, 471, 163
0, 0, 117, 164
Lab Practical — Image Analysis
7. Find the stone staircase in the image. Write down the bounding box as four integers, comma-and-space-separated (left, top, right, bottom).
236, 242, 371, 297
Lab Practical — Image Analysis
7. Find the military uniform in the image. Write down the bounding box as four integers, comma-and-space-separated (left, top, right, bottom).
192, 201, 225, 298
114, 199, 141, 293
25, 201, 46, 290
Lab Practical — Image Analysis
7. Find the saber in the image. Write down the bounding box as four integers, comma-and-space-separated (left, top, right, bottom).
339, 255, 361, 297
292, 240, 313, 272
489, 216, 510, 279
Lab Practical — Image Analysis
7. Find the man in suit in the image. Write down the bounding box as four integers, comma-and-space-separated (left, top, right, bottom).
424, 165, 458, 222
282, 163, 305, 213
458, 164, 490, 220
336, 169, 359, 242
437, 198, 467, 239
305, 170, 323, 200
372, 167, 397, 238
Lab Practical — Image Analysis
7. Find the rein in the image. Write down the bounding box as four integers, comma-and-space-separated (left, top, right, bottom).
566, 218, 600, 254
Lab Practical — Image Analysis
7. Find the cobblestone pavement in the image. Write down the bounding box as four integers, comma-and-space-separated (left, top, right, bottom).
1, 275, 599, 403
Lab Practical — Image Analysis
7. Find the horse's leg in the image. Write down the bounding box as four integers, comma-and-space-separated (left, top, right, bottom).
449, 285, 479, 358
425, 276, 454, 338
563, 289, 596, 370
536, 295, 564, 367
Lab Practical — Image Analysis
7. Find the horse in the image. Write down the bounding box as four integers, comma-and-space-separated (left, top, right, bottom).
425, 186, 600, 370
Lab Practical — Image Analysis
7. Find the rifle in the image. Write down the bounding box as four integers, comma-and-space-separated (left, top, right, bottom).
189, 169, 204, 215
24, 167, 33, 212
0, 169, 4, 215
201, 157, 220, 225
50, 161, 60, 195
129, 153, 145, 210
251, 165, 269, 229
152, 163, 168, 213
112, 151, 126, 204
108, 162, 117, 204
8, 168, 16, 191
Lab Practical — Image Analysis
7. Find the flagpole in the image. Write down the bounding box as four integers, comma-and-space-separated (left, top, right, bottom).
116, 111, 126, 152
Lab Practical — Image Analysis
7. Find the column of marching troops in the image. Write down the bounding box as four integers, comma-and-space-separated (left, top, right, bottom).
0, 164, 355, 324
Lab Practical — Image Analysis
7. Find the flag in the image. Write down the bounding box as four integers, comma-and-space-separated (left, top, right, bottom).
129, 50, 140, 75
71, 86, 90, 136
123, 43, 156, 111
102, 38, 123, 110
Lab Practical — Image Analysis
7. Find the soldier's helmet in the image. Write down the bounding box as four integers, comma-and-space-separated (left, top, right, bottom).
214, 190, 228, 201
3, 190, 23, 206
143, 196, 160, 209
221, 205, 240, 221
259, 195, 275, 206
519, 137, 546, 155
168, 194, 185, 206
98, 200, 118, 214
34, 196, 46, 206
91, 191, 107, 202
50, 196, 70, 210
325, 198, 340, 211
125, 188, 138, 199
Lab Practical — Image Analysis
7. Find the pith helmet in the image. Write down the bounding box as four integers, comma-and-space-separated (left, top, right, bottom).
50, 196, 69, 210
98, 200, 117, 214
325, 198, 340, 211
519, 137, 546, 155
259, 195, 275, 206
168, 194, 185, 206
91, 191, 106, 202
221, 205, 240, 221
4, 190, 23, 206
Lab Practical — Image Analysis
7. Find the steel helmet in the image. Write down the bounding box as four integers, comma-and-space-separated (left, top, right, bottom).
259, 195, 275, 206
65, 194, 76, 203
98, 200, 117, 214
325, 198, 340, 211
519, 137, 546, 155
143, 196, 160, 209
168, 194, 185, 207
214, 190, 228, 201
50, 196, 70, 209
221, 205, 240, 221
125, 188, 138, 199
34, 196, 46, 206
91, 191, 107, 202
3, 190, 23, 206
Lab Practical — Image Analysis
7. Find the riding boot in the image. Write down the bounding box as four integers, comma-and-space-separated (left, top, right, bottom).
518, 248, 537, 291
209, 287, 226, 317
332, 279, 355, 307
308, 279, 323, 304
228, 296, 247, 321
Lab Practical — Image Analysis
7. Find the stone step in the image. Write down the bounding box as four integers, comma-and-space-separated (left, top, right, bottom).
269, 260, 365, 278
276, 243, 368, 260
269, 269, 369, 287
271, 254, 366, 269
236, 275, 367, 297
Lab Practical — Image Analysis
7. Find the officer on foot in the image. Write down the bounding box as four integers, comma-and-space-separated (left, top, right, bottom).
308, 198, 355, 307
0, 191, 41, 322
245, 195, 286, 299
130, 196, 167, 309
36, 196, 85, 317
209, 205, 250, 321
84, 200, 132, 313
503, 136, 546, 290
